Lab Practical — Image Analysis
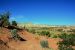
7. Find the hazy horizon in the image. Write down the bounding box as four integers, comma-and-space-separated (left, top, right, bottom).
0, 0, 75, 25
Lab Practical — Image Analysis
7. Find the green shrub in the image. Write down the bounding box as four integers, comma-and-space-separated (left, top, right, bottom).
57, 29, 63, 32
58, 33, 75, 50
40, 40, 49, 48
71, 29, 75, 32
58, 43, 73, 50
40, 31, 46, 36
52, 34, 58, 38
12, 21, 17, 26
11, 29, 20, 40
58, 33, 68, 39
49, 31, 56, 38
58, 33, 75, 46
0, 12, 10, 27
29, 29, 36, 34
40, 31, 50, 37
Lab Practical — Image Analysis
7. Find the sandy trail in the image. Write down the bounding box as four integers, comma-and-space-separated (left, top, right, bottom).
8, 30, 59, 50
0, 28, 59, 50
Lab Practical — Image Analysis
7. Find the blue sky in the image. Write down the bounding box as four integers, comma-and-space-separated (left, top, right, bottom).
0, 0, 75, 25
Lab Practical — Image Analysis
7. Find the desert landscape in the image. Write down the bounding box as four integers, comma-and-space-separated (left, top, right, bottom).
0, 12, 75, 50
0, 0, 75, 50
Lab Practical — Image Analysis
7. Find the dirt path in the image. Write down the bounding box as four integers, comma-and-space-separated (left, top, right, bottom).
8, 30, 42, 50
7, 30, 59, 50
0, 28, 59, 50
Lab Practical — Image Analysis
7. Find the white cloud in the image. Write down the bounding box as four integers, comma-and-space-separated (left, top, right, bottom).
10, 17, 16, 20
10, 15, 25, 20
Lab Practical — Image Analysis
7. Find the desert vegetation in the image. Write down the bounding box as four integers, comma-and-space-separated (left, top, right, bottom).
0, 12, 25, 41
0, 12, 75, 50
25, 25, 75, 50
40, 40, 49, 48
57, 33, 75, 50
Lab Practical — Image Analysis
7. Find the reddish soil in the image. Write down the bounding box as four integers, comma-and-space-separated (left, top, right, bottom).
0, 28, 60, 50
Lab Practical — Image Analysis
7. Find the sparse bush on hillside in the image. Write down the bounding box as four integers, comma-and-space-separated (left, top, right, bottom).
58, 43, 73, 50
12, 21, 17, 26
51, 34, 58, 38
57, 29, 63, 32
11, 29, 20, 40
46, 31, 50, 37
58, 33, 75, 46
40, 31, 51, 37
0, 12, 18, 29
58, 33, 75, 50
58, 33, 67, 39
0, 12, 10, 27
29, 29, 36, 34
49, 31, 58, 38
40, 31, 46, 35
71, 29, 75, 33
40, 40, 49, 48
